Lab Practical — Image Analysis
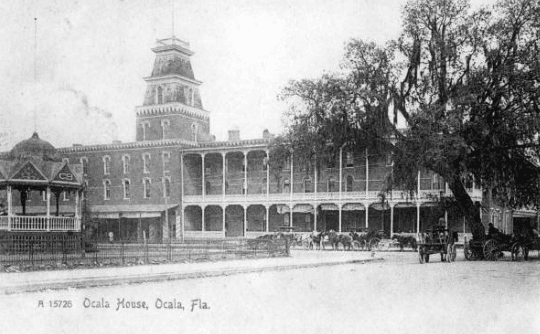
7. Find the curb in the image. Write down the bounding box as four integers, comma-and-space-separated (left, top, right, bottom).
1, 257, 384, 295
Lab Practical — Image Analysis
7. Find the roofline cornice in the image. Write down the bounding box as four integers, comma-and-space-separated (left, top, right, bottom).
144, 74, 202, 86
135, 102, 210, 120
58, 138, 198, 154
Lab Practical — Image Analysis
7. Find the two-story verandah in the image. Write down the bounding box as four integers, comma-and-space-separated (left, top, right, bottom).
181, 139, 482, 239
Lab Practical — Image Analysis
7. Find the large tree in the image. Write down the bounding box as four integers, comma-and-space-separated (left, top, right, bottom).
272, 0, 540, 241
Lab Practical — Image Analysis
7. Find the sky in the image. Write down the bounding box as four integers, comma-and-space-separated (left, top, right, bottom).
0, 0, 490, 150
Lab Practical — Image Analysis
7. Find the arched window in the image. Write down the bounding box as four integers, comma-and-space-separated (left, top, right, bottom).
283, 178, 290, 193
327, 176, 336, 192
303, 177, 312, 193
346, 151, 354, 167
191, 123, 198, 142
157, 86, 163, 104
143, 153, 151, 174
123, 179, 131, 199
122, 155, 130, 174
143, 178, 151, 199
161, 120, 170, 139
346, 175, 354, 192
103, 156, 111, 175
80, 157, 88, 175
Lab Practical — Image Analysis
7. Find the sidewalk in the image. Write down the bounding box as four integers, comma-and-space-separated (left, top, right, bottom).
0, 250, 382, 295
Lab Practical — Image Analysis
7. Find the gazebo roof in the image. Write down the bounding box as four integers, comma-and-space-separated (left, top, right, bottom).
9, 132, 61, 162
0, 133, 83, 189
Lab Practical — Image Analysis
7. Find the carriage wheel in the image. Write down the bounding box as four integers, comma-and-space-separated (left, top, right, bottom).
369, 238, 381, 251
483, 239, 500, 261
424, 254, 430, 263
511, 243, 526, 262
418, 250, 425, 264
446, 244, 456, 263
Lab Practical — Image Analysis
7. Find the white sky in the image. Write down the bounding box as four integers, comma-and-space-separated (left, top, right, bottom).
0, 0, 490, 149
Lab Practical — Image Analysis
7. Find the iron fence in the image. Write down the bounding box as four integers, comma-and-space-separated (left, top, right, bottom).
0, 235, 289, 270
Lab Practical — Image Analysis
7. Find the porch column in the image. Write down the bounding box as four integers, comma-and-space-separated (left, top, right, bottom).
7, 185, 12, 231
314, 155, 318, 196
243, 151, 248, 197
222, 205, 226, 237
365, 148, 369, 200
243, 205, 247, 236
416, 203, 421, 233
201, 206, 205, 233
175, 208, 182, 241
313, 204, 317, 231
338, 204, 342, 232
365, 204, 369, 229
266, 150, 270, 199
181, 152, 185, 199
339, 147, 343, 200
75, 190, 80, 231
201, 153, 206, 198
222, 152, 226, 199
265, 205, 269, 233
290, 152, 293, 228
46, 186, 51, 231
390, 204, 394, 236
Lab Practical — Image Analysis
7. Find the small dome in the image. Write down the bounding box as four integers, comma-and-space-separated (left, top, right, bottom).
9, 132, 61, 162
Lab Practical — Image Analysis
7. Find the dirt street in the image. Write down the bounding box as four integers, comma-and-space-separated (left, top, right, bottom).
1, 250, 539, 334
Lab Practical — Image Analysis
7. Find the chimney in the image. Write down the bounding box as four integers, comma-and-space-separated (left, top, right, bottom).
228, 129, 240, 142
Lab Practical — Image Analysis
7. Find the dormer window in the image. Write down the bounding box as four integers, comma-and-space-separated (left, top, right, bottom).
62, 158, 69, 165
103, 156, 111, 175
346, 151, 354, 167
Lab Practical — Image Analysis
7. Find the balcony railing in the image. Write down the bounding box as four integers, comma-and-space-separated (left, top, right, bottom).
0, 216, 81, 232
182, 188, 479, 205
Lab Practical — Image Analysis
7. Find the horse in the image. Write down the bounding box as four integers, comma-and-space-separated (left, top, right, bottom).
349, 231, 367, 250
320, 230, 340, 250
309, 231, 323, 250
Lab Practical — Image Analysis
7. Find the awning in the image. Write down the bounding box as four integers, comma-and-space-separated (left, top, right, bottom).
320, 203, 339, 211
342, 203, 365, 211
89, 204, 178, 219
276, 204, 314, 214
513, 210, 537, 218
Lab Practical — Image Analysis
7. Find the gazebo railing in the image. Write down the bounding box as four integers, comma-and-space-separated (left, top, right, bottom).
0, 216, 80, 232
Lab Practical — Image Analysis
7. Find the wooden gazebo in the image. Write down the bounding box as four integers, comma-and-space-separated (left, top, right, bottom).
0, 132, 84, 232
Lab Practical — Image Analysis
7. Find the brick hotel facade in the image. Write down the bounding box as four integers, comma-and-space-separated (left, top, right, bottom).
8, 36, 496, 241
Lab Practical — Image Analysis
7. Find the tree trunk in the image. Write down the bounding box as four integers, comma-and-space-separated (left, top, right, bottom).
447, 174, 485, 241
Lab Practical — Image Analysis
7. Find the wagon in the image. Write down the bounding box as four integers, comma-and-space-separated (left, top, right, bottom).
416, 226, 458, 264
463, 233, 528, 261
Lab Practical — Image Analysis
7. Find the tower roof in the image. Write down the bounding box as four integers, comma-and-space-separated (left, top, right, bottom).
150, 37, 196, 80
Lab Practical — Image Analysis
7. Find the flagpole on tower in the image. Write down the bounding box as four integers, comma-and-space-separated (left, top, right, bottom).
171, 0, 175, 38
33, 17, 38, 133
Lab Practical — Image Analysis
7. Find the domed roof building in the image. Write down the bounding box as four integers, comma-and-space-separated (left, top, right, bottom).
0, 133, 84, 233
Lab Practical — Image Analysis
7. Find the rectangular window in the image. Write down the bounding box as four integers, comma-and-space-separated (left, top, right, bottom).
123, 180, 130, 199
143, 153, 151, 174
386, 153, 394, 166
144, 179, 151, 199
63, 191, 69, 201
41, 191, 47, 201
123, 155, 130, 174
104, 180, 111, 200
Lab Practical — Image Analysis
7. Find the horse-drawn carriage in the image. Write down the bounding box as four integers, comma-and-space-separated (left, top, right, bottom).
463, 224, 536, 261
416, 226, 458, 264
